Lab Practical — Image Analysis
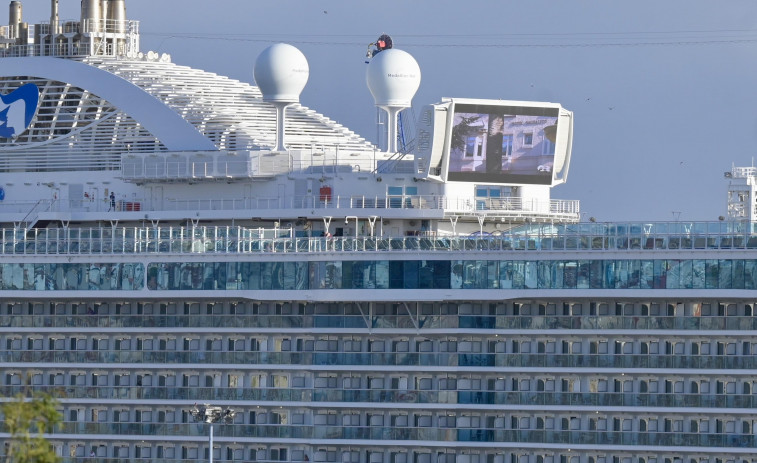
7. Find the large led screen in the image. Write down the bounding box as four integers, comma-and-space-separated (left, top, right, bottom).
447, 103, 560, 184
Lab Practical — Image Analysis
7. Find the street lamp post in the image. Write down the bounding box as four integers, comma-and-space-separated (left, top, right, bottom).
189, 403, 235, 463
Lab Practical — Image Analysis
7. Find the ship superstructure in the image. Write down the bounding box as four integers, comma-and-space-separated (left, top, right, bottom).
1, 2, 756, 463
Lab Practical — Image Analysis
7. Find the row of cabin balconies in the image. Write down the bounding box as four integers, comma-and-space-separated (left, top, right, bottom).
12, 442, 304, 463
0, 299, 754, 320
6, 349, 757, 370
4, 416, 757, 448
40, 409, 757, 436
3, 332, 757, 364
1, 299, 756, 318
5, 383, 757, 433
6, 311, 757, 331
10, 446, 751, 463
4, 367, 757, 400
4, 384, 757, 409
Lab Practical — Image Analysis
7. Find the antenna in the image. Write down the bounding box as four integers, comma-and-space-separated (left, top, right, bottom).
253, 43, 309, 152
365, 48, 421, 153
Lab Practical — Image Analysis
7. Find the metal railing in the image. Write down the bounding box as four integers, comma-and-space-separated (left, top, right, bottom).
120, 151, 419, 180
1, 220, 757, 256
0, 194, 580, 218
3, 313, 757, 331
0, 19, 138, 59
730, 166, 757, 178
3, 350, 757, 370
0, 421, 755, 448
1, 385, 755, 409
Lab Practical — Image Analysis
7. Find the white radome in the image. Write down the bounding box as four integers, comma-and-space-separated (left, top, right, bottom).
366, 48, 421, 108
253, 43, 310, 103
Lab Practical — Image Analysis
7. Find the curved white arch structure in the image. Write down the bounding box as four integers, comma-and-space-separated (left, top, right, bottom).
0, 57, 217, 151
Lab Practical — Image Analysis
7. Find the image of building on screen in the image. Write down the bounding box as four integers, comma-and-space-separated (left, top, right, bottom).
449, 107, 557, 184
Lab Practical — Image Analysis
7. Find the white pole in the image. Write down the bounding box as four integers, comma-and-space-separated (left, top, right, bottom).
273, 103, 290, 152
209, 424, 214, 463
385, 107, 400, 153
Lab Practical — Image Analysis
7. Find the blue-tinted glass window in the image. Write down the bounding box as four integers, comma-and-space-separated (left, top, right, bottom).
212, 262, 225, 290
341, 261, 354, 289
524, 261, 538, 289
375, 261, 389, 289
711, 260, 734, 289
499, 261, 513, 289
680, 260, 693, 289
129, 258, 757, 292
731, 259, 740, 289
418, 261, 434, 289
451, 261, 464, 289
389, 261, 404, 289
431, 260, 451, 289
577, 261, 591, 289
692, 260, 706, 289
562, 262, 577, 289
281, 262, 297, 290
487, 261, 498, 288
665, 260, 681, 289
403, 261, 419, 289
652, 260, 665, 289
628, 260, 641, 289
246, 262, 261, 290
511, 261, 525, 289
640, 261, 654, 289
327, 262, 342, 289
269, 262, 285, 290
590, 260, 604, 289
295, 262, 308, 290
260, 262, 273, 290
462, 261, 478, 289
748, 260, 757, 289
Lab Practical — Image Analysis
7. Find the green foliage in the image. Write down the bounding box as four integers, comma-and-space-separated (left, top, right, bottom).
450, 115, 480, 152
1, 393, 61, 463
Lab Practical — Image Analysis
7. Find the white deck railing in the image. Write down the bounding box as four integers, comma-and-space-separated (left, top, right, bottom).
0, 195, 580, 219
0, 221, 755, 256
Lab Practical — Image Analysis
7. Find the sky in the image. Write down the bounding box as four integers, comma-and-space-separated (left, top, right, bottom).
20, 0, 757, 222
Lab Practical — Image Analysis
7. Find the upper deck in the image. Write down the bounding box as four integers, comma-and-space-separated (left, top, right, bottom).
2, 220, 755, 257
0, 2, 582, 234
0, 18, 139, 58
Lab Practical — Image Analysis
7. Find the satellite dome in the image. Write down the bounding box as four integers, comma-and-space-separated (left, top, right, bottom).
366, 48, 421, 108
253, 43, 310, 103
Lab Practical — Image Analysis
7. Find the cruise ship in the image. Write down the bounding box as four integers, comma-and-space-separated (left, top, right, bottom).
1, 2, 756, 463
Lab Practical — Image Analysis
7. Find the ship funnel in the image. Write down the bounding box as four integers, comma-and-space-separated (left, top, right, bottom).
9, 1, 21, 39
253, 43, 310, 152
106, 0, 126, 33
50, 0, 59, 34
366, 48, 421, 153
81, 0, 102, 33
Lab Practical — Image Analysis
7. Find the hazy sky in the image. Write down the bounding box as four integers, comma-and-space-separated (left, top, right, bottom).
19, 0, 757, 222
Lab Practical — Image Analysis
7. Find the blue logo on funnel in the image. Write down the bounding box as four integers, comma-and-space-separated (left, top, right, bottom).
0, 83, 39, 139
